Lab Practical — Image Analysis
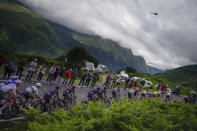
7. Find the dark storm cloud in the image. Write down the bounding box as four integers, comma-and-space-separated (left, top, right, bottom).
18, 0, 197, 69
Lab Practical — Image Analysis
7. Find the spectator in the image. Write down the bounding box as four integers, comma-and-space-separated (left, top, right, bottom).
16, 58, 27, 79
103, 74, 111, 86
63, 69, 72, 86
68, 68, 78, 86
79, 71, 88, 87
46, 65, 56, 84
91, 72, 99, 88
52, 66, 60, 83
111, 75, 117, 89
26, 59, 37, 80
37, 64, 46, 82
56, 67, 65, 84
4, 59, 16, 79
85, 72, 92, 87
161, 84, 168, 97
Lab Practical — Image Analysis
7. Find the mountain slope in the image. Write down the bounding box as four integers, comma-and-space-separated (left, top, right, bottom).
156, 64, 197, 89
0, 0, 162, 73
47, 21, 161, 73
0, 0, 68, 57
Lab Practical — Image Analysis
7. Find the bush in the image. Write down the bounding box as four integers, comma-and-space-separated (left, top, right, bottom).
6, 99, 197, 131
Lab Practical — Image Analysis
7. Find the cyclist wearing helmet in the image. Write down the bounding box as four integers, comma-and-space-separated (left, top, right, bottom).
23, 83, 41, 108
141, 90, 148, 99
165, 90, 173, 102
0, 80, 21, 114
112, 88, 119, 101
63, 86, 76, 102
99, 87, 107, 99
128, 88, 136, 100
44, 85, 60, 111
87, 88, 100, 101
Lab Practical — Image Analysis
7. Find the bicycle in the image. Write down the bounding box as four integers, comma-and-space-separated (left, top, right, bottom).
0, 97, 21, 119
45, 97, 62, 113
61, 94, 76, 110
32, 98, 45, 112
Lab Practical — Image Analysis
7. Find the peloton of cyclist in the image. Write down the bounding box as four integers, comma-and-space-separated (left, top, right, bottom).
23, 83, 41, 108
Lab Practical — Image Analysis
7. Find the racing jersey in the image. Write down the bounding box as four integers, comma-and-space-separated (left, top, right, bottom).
24, 86, 39, 96
166, 91, 172, 96
112, 88, 118, 93
142, 90, 147, 95
45, 88, 58, 97
88, 89, 98, 96
153, 91, 159, 96
129, 88, 136, 94
116, 78, 122, 84
0, 83, 17, 95
63, 87, 75, 95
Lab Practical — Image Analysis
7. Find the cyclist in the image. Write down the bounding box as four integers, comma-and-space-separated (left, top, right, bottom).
128, 88, 136, 100
98, 87, 107, 100
141, 90, 147, 99
165, 90, 173, 102
112, 88, 119, 101
0, 80, 21, 114
87, 87, 100, 101
0, 76, 18, 88
153, 90, 160, 98
184, 96, 189, 103
6, 76, 19, 85
63, 86, 76, 103
44, 85, 60, 111
23, 83, 41, 108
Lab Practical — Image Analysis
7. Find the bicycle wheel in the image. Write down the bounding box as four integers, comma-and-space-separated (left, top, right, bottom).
2, 104, 19, 119
48, 102, 61, 113
32, 101, 44, 112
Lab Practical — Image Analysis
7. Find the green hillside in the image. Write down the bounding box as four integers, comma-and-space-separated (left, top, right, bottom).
47, 21, 154, 73
156, 65, 197, 91
0, 0, 68, 57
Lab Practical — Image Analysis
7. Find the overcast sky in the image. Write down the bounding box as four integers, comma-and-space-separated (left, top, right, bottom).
18, 0, 197, 70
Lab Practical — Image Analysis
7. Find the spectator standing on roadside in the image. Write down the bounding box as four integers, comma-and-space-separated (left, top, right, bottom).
85, 72, 92, 87
161, 84, 168, 97
52, 66, 60, 83
63, 69, 72, 86
68, 68, 78, 86
91, 72, 99, 88
16, 58, 27, 79
26, 59, 37, 80
111, 75, 117, 89
4, 59, 16, 79
79, 71, 88, 87
46, 65, 56, 84
37, 64, 46, 82
56, 67, 65, 84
